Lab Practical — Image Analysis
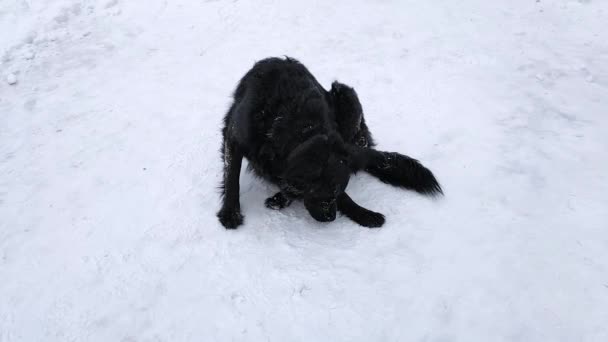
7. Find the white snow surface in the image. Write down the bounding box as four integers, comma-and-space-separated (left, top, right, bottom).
1, 0, 607, 341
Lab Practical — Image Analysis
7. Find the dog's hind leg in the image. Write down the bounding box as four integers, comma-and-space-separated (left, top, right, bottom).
337, 192, 385, 228
217, 138, 245, 229
330, 82, 375, 148
351, 147, 443, 196
264, 192, 293, 210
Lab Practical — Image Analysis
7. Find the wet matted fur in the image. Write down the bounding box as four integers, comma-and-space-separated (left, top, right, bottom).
218, 57, 442, 229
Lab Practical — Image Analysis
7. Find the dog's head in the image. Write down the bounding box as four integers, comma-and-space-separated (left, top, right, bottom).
282, 133, 351, 222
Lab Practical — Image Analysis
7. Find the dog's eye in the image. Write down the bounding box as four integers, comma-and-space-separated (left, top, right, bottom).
339, 159, 346, 164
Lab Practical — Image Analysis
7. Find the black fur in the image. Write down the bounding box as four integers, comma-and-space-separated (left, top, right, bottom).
218, 57, 442, 229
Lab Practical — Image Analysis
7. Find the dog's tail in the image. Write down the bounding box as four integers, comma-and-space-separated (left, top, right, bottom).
362, 149, 443, 196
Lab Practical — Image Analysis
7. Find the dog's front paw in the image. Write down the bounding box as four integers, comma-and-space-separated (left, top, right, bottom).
264, 193, 292, 210
355, 210, 385, 228
217, 208, 244, 229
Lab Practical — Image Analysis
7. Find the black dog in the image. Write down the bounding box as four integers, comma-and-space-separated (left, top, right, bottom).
218, 57, 442, 229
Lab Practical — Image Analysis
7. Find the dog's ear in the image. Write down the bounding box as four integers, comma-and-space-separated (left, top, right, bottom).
327, 132, 346, 152
327, 132, 349, 163
284, 134, 330, 181
345, 145, 370, 172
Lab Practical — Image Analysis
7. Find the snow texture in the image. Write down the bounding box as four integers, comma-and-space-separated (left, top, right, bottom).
1, 0, 607, 341
5, 73, 17, 85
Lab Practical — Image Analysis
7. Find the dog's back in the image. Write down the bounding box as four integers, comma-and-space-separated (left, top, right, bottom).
226, 57, 334, 181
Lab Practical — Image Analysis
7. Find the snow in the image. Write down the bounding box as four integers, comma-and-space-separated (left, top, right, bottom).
1, 0, 607, 341
5, 73, 17, 85
22, 50, 35, 61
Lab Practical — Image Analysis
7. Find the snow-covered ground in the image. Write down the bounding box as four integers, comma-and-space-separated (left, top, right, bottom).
1, 0, 607, 341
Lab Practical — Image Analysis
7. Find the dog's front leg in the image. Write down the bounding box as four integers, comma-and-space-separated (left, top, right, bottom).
337, 192, 385, 228
217, 139, 244, 229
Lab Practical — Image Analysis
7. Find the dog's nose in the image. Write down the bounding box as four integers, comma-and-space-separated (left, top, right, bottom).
324, 212, 336, 222
312, 212, 336, 222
